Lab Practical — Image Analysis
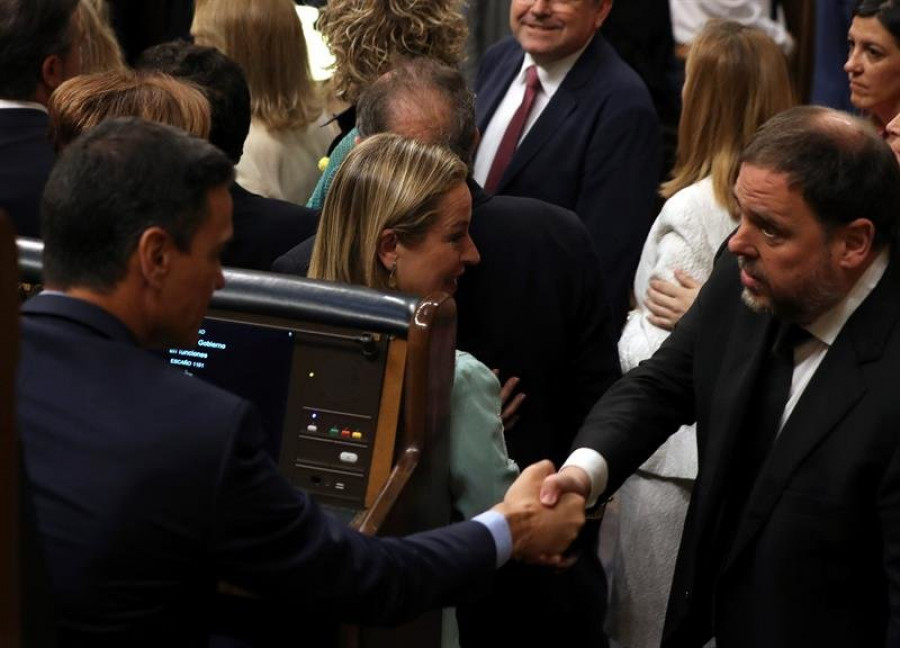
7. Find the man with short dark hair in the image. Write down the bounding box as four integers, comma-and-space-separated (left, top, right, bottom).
18, 117, 585, 645
543, 106, 900, 646
0, 0, 82, 238
135, 41, 319, 271
473, 0, 661, 328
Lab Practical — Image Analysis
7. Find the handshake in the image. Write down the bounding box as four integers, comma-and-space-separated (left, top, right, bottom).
491, 461, 592, 565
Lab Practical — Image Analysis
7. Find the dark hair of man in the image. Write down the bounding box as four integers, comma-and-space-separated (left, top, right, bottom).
741, 105, 900, 249
42, 117, 234, 291
0, 0, 79, 99
356, 57, 477, 166
854, 0, 900, 47
135, 40, 251, 165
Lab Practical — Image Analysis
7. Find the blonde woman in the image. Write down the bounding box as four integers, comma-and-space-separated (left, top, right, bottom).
310, 133, 518, 648
47, 69, 210, 151
192, 0, 335, 204
609, 21, 795, 648
77, 0, 126, 74
310, 132, 518, 522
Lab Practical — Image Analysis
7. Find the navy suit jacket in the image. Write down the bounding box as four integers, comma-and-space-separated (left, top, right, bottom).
456, 182, 620, 468
18, 294, 496, 646
0, 108, 53, 239
225, 182, 318, 271
475, 32, 661, 328
575, 248, 900, 647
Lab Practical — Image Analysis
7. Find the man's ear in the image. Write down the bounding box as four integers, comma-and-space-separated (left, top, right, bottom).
836, 218, 876, 270
595, 0, 614, 29
40, 54, 67, 94
137, 227, 173, 289
376, 228, 399, 270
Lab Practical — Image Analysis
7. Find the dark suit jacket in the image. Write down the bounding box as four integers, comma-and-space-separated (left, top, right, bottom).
475, 32, 661, 328
270, 181, 622, 468
574, 248, 900, 647
17, 294, 496, 646
0, 108, 53, 239
270, 235, 314, 275
456, 182, 620, 468
225, 182, 319, 271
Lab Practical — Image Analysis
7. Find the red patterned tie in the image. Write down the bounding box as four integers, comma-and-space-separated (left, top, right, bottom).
484, 65, 542, 194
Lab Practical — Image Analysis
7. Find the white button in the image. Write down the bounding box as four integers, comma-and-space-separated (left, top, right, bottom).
339, 452, 358, 464
307, 424, 317, 433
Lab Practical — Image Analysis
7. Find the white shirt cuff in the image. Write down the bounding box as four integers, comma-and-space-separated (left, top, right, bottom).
472, 509, 512, 567
561, 447, 609, 508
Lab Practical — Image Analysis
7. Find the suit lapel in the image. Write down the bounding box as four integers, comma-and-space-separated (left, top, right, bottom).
475, 50, 522, 134
496, 90, 578, 193
694, 306, 775, 541
493, 32, 605, 193
722, 252, 900, 572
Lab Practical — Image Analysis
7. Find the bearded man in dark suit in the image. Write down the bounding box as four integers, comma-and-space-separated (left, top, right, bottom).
543, 106, 900, 647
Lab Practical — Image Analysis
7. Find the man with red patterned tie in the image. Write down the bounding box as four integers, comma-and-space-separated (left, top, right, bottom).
473, 0, 661, 329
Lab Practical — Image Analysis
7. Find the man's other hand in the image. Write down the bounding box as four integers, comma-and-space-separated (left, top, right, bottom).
539, 464, 591, 507
493, 461, 585, 565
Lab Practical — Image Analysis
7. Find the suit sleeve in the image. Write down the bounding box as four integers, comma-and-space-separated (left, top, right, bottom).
577, 100, 661, 325
209, 404, 497, 624
573, 250, 713, 494
566, 221, 622, 419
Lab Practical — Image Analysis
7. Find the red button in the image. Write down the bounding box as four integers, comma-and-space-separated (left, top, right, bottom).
341, 429, 351, 437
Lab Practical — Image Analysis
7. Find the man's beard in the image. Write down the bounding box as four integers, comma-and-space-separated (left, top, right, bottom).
738, 255, 845, 325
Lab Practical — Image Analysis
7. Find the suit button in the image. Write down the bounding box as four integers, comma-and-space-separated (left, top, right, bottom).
684, 589, 692, 601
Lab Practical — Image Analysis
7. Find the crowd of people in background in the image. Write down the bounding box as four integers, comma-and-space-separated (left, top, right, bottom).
4, 0, 900, 647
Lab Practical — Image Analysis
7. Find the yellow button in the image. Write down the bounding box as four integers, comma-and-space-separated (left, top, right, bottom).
352, 432, 362, 439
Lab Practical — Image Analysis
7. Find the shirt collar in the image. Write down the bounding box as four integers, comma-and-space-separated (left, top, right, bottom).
519, 40, 590, 97
805, 247, 890, 346
0, 99, 47, 113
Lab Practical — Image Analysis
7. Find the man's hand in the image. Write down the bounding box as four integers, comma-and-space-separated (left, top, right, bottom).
646, 269, 701, 331
493, 461, 585, 565
539, 464, 591, 507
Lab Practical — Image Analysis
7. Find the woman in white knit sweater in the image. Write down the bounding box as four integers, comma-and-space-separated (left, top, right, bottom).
608, 20, 795, 648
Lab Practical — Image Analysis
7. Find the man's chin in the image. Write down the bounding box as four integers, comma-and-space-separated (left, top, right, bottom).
741, 288, 771, 314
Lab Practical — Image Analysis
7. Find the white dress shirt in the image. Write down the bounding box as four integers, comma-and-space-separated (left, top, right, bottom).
669, 0, 794, 53
565, 249, 890, 506
0, 99, 47, 113
472, 43, 588, 187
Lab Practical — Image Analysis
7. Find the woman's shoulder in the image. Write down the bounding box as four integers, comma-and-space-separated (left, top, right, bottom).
453, 351, 500, 390
656, 177, 731, 237
660, 176, 719, 216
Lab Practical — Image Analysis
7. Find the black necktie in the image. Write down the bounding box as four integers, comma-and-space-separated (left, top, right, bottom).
717, 321, 811, 555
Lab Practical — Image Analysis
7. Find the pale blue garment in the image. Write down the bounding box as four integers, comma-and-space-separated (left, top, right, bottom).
443, 350, 519, 648
449, 350, 519, 520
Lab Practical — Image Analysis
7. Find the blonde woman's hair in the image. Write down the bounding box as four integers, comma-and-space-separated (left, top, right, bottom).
77, 0, 126, 73
192, 0, 321, 131
48, 69, 211, 150
309, 133, 467, 291
661, 20, 795, 214
317, 0, 468, 104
